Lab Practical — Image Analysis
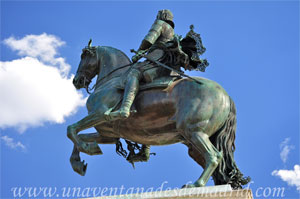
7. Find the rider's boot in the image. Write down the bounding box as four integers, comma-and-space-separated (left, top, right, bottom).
109, 76, 139, 120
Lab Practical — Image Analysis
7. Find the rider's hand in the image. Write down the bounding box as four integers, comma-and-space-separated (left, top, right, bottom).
132, 54, 141, 63
131, 50, 147, 63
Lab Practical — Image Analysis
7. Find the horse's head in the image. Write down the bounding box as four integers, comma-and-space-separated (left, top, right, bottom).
73, 39, 99, 90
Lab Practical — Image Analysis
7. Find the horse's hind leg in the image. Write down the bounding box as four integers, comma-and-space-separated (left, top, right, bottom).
187, 144, 205, 169
70, 132, 119, 176
184, 131, 223, 187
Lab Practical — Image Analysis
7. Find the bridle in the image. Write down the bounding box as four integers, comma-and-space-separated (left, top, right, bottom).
78, 69, 93, 94
78, 46, 99, 94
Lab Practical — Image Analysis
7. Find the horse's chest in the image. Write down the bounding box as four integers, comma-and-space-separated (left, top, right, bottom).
86, 88, 122, 113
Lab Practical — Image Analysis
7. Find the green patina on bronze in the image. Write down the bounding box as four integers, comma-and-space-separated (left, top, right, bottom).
67, 9, 250, 190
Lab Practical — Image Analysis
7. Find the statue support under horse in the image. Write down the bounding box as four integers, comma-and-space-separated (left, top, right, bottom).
67, 43, 250, 189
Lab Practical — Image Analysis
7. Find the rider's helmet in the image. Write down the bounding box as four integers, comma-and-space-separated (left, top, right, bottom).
156, 9, 174, 24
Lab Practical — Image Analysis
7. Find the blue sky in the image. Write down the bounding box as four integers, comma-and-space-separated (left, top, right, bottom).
1, 1, 299, 198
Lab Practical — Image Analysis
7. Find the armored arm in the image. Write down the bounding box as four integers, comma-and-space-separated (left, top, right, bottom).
138, 19, 164, 51
132, 20, 164, 62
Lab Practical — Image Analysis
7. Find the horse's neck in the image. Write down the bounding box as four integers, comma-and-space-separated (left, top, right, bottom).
96, 46, 131, 80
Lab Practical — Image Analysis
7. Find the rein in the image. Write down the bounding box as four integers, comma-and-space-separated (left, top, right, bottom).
90, 62, 134, 91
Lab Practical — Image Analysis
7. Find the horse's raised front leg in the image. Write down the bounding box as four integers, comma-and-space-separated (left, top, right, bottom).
70, 146, 87, 176
70, 132, 119, 176
67, 111, 108, 155
184, 130, 223, 188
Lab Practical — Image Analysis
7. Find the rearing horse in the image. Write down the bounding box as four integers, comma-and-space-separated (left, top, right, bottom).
67, 41, 250, 189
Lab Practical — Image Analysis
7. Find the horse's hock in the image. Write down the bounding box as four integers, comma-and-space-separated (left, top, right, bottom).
84, 185, 253, 199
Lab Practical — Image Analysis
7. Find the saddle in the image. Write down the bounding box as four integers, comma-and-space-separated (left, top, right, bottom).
140, 75, 181, 91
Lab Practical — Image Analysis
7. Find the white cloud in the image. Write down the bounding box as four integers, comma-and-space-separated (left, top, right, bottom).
272, 165, 300, 191
4, 33, 70, 76
1, 135, 26, 152
0, 34, 86, 132
280, 138, 295, 163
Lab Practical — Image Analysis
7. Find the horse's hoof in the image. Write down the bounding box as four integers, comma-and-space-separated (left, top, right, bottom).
78, 141, 103, 155
181, 184, 196, 189
193, 180, 205, 187
71, 160, 87, 176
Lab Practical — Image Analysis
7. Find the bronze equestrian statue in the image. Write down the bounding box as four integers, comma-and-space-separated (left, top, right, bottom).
67, 9, 250, 189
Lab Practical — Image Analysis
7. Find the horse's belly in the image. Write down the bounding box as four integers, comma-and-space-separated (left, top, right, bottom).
99, 89, 182, 145
95, 121, 182, 145
119, 129, 182, 146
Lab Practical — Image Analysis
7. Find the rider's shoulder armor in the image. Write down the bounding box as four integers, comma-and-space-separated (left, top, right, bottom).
144, 19, 174, 45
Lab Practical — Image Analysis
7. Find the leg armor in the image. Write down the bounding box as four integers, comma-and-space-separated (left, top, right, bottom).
108, 68, 141, 121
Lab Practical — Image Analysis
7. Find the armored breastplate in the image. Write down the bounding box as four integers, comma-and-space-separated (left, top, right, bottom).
144, 19, 174, 45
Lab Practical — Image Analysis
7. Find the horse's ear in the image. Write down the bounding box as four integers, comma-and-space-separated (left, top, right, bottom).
88, 39, 92, 48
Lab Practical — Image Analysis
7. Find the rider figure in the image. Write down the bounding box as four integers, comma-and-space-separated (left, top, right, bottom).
108, 10, 208, 163
109, 9, 188, 120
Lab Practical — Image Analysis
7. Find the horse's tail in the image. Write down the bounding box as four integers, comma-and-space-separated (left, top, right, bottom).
210, 97, 251, 189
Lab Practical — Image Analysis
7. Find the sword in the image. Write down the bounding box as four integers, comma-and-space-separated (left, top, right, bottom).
130, 49, 202, 85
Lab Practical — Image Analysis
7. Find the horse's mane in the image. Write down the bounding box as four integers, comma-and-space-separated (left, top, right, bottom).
98, 46, 131, 64
92, 46, 132, 85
